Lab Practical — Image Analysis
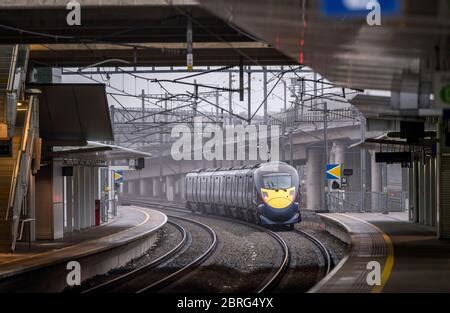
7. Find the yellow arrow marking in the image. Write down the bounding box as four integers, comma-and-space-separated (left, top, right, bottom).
327, 164, 341, 179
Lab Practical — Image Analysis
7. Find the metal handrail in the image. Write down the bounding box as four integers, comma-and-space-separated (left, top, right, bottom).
5, 101, 32, 220
6, 45, 19, 93
7, 96, 37, 251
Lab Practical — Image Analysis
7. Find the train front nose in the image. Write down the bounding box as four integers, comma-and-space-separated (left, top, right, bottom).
260, 187, 299, 224
261, 188, 295, 209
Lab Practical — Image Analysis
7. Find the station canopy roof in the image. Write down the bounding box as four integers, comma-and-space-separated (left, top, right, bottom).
50, 141, 152, 161
31, 83, 114, 143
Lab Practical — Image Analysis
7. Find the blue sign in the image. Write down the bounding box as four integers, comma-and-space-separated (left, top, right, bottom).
326, 164, 341, 180
321, 0, 399, 17
114, 170, 124, 183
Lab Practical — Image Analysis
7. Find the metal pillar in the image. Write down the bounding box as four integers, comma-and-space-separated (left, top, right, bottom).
229, 71, 233, 125
382, 163, 389, 214
263, 66, 268, 124
360, 115, 366, 212
371, 151, 382, 212
289, 131, 293, 166
306, 148, 324, 211
418, 156, 425, 224
73, 166, 80, 231
65, 175, 73, 233
139, 179, 147, 196
248, 70, 251, 123
425, 157, 432, 226
430, 156, 437, 227
166, 176, 175, 201
323, 102, 329, 212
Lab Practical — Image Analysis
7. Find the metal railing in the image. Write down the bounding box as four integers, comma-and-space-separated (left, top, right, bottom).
327, 190, 408, 213
267, 107, 359, 127
6, 95, 39, 252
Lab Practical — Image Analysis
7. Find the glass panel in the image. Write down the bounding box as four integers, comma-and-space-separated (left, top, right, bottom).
262, 173, 292, 189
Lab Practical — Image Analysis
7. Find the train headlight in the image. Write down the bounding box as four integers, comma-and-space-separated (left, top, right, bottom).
262, 191, 269, 202
289, 189, 295, 201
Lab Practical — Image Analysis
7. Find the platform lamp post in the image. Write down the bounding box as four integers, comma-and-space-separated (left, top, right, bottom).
323, 102, 329, 213
360, 112, 366, 213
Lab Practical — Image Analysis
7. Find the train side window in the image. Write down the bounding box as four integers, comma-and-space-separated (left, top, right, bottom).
235, 175, 240, 207
193, 176, 197, 202
209, 176, 213, 203
203, 177, 207, 202
242, 175, 246, 207
199, 177, 202, 202
220, 176, 223, 204
196, 176, 200, 203
205, 177, 211, 202
237, 176, 241, 207
218, 177, 222, 203
199, 177, 203, 202
227, 175, 230, 205
188, 177, 192, 200
224, 176, 228, 205
202, 177, 205, 202
248, 175, 253, 204
233, 175, 237, 207
215, 177, 220, 203
223, 176, 227, 205
216, 176, 220, 204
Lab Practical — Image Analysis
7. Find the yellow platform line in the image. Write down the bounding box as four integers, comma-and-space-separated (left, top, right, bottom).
339, 213, 395, 293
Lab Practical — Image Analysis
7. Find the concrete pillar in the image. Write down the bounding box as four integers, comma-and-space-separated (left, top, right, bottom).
78, 166, 86, 229
123, 180, 129, 194
128, 180, 135, 195
73, 166, 80, 231
333, 141, 346, 165
90, 167, 96, 226
139, 179, 146, 196
370, 151, 382, 212
65, 175, 73, 233
179, 175, 186, 200
410, 160, 419, 223
430, 156, 437, 227
153, 178, 162, 198
84, 167, 91, 228
418, 157, 425, 225
52, 162, 64, 239
147, 178, 154, 197
425, 157, 432, 226
306, 148, 324, 211
402, 167, 409, 212
166, 176, 175, 201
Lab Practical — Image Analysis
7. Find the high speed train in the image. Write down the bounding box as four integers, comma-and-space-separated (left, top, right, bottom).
185, 162, 301, 228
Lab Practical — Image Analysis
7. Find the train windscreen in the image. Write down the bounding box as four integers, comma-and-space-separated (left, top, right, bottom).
262, 174, 292, 189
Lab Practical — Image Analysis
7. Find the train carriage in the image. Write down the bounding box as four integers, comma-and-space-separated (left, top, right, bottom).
185, 162, 301, 228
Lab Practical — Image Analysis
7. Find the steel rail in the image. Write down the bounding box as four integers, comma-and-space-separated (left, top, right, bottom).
82, 220, 188, 293
121, 198, 291, 293
137, 214, 218, 293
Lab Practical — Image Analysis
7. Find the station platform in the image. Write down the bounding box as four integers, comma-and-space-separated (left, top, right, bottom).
312, 212, 450, 293
0, 205, 167, 292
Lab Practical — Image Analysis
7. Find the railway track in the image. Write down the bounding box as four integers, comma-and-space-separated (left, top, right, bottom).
120, 197, 332, 292
82, 215, 217, 294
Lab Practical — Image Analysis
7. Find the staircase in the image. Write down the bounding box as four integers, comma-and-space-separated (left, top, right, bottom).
0, 45, 29, 252
0, 137, 21, 250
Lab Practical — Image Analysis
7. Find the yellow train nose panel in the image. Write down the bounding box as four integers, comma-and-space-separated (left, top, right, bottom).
261, 187, 295, 209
